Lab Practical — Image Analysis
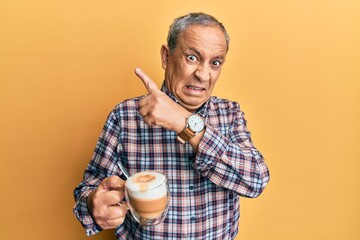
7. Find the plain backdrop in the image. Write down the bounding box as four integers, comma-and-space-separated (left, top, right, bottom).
0, 0, 359, 239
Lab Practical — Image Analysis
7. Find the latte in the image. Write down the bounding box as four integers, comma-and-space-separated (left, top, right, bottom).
125, 171, 168, 220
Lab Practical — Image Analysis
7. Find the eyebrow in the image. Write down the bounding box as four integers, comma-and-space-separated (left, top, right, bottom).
188, 47, 202, 57
187, 47, 225, 60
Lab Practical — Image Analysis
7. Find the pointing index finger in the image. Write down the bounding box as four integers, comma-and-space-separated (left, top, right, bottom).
135, 68, 159, 94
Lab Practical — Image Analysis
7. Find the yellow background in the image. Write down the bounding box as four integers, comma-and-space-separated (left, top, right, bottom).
1, 0, 359, 239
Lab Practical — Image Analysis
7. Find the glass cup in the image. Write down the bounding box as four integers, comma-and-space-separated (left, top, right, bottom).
124, 171, 170, 226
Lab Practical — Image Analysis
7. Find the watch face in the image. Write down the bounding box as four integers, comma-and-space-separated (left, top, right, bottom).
188, 115, 205, 132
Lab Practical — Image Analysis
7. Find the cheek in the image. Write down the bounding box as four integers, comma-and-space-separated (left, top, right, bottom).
176, 62, 195, 77
212, 69, 222, 79
208, 75, 220, 90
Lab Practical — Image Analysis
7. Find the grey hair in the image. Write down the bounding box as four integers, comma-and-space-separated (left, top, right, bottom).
167, 12, 230, 52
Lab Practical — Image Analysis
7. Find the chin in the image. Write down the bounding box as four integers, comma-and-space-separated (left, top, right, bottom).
178, 94, 207, 108
184, 102, 205, 110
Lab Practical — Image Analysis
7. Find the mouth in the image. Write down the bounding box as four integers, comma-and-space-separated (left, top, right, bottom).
186, 85, 206, 92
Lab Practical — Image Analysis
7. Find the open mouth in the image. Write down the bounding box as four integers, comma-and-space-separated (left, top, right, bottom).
186, 85, 205, 91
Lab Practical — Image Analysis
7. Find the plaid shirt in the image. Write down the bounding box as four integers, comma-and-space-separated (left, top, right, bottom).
73, 84, 270, 239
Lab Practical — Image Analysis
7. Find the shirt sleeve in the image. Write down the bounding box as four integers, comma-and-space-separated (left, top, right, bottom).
193, 102, 270, 198
73, 109, 122, 236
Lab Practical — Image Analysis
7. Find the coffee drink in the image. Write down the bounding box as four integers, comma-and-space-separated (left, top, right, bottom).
125, 171, 169, 225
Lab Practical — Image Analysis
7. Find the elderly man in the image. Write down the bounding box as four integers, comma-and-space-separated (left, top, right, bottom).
73, 12, 270, 239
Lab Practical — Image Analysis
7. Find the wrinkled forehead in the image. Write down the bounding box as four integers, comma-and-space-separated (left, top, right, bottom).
177, 24, 227, 56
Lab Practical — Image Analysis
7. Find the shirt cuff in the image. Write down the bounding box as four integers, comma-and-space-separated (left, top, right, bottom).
73, 190, 102, 236
193, 124, 229, 175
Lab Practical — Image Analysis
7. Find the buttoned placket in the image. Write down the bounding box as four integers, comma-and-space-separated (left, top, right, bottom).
181, 143, 196, 239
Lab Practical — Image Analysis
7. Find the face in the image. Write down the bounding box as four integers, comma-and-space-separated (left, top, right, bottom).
161, 24, 227, 112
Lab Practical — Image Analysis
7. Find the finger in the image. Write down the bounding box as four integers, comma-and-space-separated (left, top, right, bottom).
101, 216, 126, 229
143, 115, 156, 127
98, 176, 125, 191
138, 95, 150, 108
104, 204, 128, 220
135, 68, 159, 94
100, 190, 124, 206
117, 201, 129, 210
139, 104, 150, 117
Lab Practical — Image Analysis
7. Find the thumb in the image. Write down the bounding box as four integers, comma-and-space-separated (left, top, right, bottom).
135, 67, 159, 94
98, 176, 124, 192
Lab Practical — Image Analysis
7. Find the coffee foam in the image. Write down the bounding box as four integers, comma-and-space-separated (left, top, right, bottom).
125, 171, 167, 200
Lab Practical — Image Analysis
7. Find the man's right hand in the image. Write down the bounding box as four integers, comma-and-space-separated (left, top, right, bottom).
135, 67, 190, 133
87, 176, 128, 230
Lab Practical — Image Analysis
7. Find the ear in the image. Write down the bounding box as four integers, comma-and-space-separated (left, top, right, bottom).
160, 44, 170, 70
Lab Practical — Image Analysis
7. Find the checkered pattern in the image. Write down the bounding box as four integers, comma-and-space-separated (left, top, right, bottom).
73, 84, 270, 239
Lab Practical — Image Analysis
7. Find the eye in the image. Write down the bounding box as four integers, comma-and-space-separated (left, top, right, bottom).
212, 60, 222, 66
187, 55, 197, 62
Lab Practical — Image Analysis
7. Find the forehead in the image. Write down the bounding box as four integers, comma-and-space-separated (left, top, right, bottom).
176, 24, 227, 57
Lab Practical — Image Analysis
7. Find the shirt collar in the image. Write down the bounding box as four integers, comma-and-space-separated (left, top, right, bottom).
160, 81, 210, 117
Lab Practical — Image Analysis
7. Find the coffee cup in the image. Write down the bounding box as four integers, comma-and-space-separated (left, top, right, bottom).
125, 171, 170, 226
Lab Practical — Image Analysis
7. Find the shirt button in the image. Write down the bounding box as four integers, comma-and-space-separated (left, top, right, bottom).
190, 216, 196, 221
189, 185, 194, 190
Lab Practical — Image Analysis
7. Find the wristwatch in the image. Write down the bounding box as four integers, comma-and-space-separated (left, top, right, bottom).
176, 114, 205, 144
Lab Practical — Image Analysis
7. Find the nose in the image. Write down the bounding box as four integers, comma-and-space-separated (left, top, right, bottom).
194, 64, 210, 82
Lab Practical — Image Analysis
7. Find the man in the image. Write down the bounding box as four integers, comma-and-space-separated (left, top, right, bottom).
73, 12, 270, 239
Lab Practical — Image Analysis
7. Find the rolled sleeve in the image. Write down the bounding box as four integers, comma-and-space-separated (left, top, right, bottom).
193, 124, 229, 175
73, 109, 121, 235
193, 102, 270, 198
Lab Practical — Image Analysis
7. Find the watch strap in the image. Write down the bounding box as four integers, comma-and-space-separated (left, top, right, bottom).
176, 127, 196, 144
